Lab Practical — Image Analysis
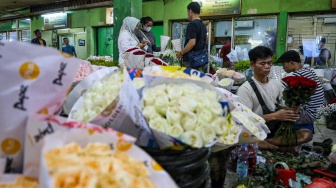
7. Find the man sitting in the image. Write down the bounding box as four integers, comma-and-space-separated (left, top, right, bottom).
237, 46, 312, 149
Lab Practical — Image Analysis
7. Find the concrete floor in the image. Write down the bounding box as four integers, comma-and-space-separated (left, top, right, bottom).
310, 116, 336, 144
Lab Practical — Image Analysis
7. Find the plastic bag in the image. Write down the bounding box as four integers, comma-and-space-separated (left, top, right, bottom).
0, 41, 80, 173
69, 69, 156, 147
23, 115, 136, 177
39, 129, 178, 188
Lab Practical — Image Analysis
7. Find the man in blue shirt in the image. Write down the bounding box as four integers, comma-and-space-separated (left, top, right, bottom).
61, 37, 77, 57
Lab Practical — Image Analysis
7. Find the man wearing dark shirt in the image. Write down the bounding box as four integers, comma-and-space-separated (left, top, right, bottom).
31, 29, 46, 46
61, 37, 77, 57
176, 2, 207, 69
220, 36, 231, 68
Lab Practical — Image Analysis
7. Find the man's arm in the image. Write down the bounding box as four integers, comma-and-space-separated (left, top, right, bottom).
177, 39, 196, 58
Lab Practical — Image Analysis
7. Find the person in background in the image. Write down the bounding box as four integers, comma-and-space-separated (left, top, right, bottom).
135, 16, 160, 54
277, 50, 324, 134
118, 16, 148, 67
318, 37, 332, 67
61, 37, 77, 57
31, 29, 46, 46
220, 36, 232, 68
176, 2, 207, 69
237, 46, 311, 150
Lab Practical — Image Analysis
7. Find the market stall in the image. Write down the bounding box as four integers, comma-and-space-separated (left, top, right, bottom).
1, 39, 336, 188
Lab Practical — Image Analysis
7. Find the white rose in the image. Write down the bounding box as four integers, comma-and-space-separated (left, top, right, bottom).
154, 95, 170, 115
166, 106, 182, 125
181, 112, 198, 131
152, 84, 167, 95
196, 107, 214, 124
180, 131, 203, 148
149, 116, 169, 133
204, 89, 219, 102
166, 84, 183, 101
196, 126, 216, 145
209, 102, 224, 116
178, 97, 197, 113
168, 123, 184, 138
181, 83, 203, 97
142, 106, 160, 120
211, 116, 229, 135
142, 91, 156, 106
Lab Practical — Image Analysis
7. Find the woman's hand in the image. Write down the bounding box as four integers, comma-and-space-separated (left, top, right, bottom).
138, 40, 148, 49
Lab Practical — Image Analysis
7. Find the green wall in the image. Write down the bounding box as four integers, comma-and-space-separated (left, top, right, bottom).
151, 25, 164, 47
241, 0, 332, 14
142, 0, 334, 57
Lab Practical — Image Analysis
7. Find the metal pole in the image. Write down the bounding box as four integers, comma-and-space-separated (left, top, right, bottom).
231, 17, 235, 51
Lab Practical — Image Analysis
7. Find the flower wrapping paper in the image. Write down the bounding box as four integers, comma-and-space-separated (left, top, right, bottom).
0, 41, 80, 173
39, 129, 177, 188
63, 67, 118, 115
69, 69, 156, 147
140, 78, 231, 149
23, 115, 136, 178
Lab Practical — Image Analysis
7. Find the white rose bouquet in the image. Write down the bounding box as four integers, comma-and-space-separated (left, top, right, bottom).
70, 70, 123, 123
141, 80, 230, 148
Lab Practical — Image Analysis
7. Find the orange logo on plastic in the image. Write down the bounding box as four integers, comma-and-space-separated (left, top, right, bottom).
88, 130, 95, 135
60, 51, 73, 58
116, 132, 124, 137
151, 160, 163, 171
38, 108, 49, 115
1, 138, 21, 155
116, 140, 132, 151
19, 62, 40, 80
242, 132, 250, 138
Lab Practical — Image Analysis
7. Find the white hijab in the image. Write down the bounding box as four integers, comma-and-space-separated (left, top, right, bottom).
121, 17, 140, 35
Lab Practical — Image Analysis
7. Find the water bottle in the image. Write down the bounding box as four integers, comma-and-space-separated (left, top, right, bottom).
248, 143, 257, 174
236, 144, 249, 179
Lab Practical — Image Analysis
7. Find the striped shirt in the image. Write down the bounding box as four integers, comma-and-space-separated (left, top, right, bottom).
282, 67, 325, 124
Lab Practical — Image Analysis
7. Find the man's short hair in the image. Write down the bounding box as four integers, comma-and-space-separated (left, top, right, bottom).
34, 29, 41, 34
276, 50, 301, 63
187, 2, 201, 14
248, 46, 273, 63
63, 37, 69, 40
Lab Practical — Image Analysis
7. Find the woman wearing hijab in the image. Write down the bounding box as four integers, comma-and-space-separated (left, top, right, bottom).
118, 16, 147, 67
135, 16, 160, 54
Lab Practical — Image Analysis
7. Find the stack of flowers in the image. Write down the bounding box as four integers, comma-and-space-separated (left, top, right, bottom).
87, 55, 117, 67
317, 97, 336, 117
74, 62, 94, 82
141, 83, 229, 148
275, 76, 318, 142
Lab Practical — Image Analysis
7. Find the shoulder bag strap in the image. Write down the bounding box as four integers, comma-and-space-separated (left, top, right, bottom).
139, 30, 152, 45
248, 78, 272, 114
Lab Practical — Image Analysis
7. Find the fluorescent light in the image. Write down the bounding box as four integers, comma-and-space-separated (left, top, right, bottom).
41, 12, 66, 18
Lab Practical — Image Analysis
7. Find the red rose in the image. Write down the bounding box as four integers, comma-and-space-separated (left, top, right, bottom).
126, 47, 138, 52
145, 54, 154, 58
329, 97, 336, 104
289, 80, 300, 88
133, 51, 146, 55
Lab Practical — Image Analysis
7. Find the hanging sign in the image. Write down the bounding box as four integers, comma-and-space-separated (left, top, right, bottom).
192, 0, 241, 16
43, 13, 67, 29
106, 8, 113, 24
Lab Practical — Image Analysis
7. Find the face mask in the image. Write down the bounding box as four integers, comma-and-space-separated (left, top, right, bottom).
145, 26, 152, 32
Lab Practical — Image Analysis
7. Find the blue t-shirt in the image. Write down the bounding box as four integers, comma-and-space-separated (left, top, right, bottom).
62, 45, 76, 56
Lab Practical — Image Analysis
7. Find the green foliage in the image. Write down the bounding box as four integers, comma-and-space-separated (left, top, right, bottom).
234, 60, 250, 72
271, 55, 278, 65
87, 59, 119, 67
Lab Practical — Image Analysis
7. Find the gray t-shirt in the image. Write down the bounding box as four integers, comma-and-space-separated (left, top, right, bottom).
237, 77, 284, 116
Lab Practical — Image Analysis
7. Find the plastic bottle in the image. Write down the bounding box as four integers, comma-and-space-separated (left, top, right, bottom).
248, 143, 257, 174
236, 144, 249, 179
